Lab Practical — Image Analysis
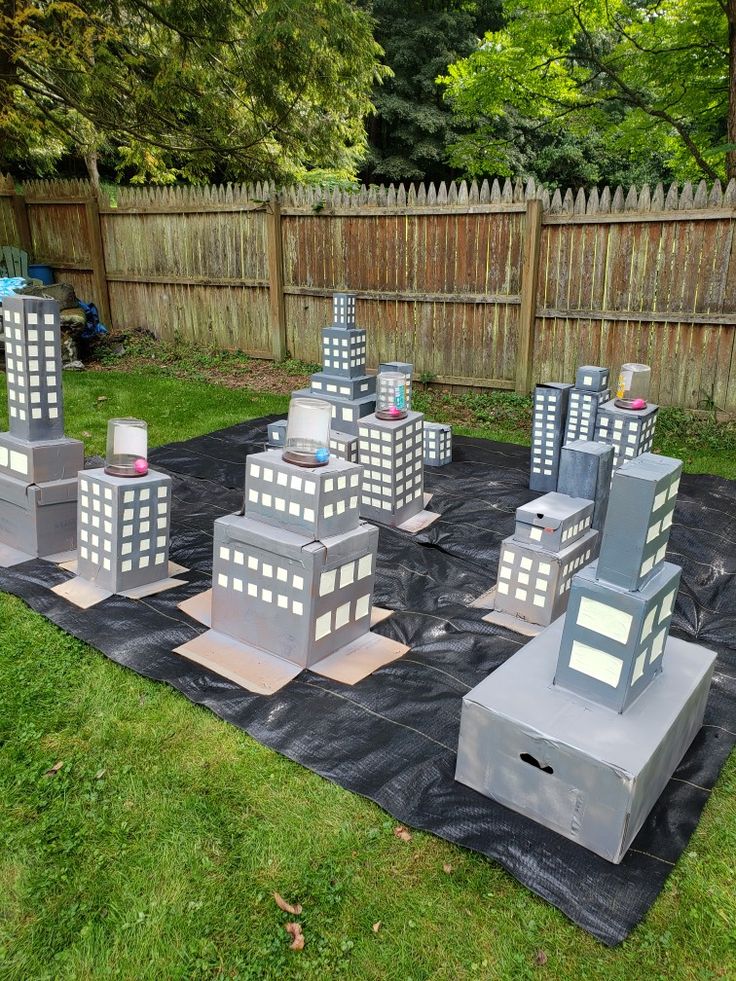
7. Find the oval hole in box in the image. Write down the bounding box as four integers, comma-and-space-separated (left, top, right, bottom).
520, 752, 553, 775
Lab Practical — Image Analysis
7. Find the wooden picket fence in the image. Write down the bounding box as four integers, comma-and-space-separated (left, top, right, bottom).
1, 172, 736, 411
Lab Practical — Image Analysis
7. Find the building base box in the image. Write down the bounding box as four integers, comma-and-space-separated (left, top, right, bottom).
455, 616, 716, 863
291, 388, 376, 436
494, 529, 598, 626
0, 432, 84, 485
76, 468, 172, 593
211, 513, 379, 669
0, 472, 77, 556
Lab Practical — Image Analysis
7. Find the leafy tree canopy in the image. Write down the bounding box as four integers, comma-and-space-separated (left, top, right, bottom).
359, 0, 502, 184
440, 0, 733, 186
0, 0, 388, 186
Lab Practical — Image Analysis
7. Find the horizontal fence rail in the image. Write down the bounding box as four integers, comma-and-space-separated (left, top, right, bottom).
1, 174, 735, 410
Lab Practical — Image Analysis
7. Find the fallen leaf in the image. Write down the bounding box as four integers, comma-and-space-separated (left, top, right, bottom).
273, 892, 303, 915
285, 922, 304, 950
44, 761, 64, 777
393, 825, 412, 842
534, 950, 548, 967
443, 863, 454, 874
372, 921, 381, 934
95, 769, 107, 780
96, 396, 108, 402
82, 431, 92, 438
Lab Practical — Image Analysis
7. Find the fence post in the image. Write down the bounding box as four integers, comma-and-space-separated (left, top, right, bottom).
266, 196, 287, 361
11, 191, 33, 255
84, 195, 113, 329
515, 197, 543, 394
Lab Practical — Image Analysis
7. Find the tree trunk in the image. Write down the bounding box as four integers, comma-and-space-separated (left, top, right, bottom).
728, 1, 736, 179
84, 148, 101, 194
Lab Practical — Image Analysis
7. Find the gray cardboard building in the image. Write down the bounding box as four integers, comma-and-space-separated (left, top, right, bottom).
244, 449, 363, 540
290, 293, 377, 438
211, 514, 378, 668
0, 472, 78, 556
2, 294, 65, 441
554, 559, 682, 712
564, 388, 610, 444
423, 422, 452, 467
76, 468, 172, 592
457, 450, 715, 862
329, 430, 359, 463
357, 410, 425, 527
530, 382, 573, 491
514, 492, 594, 552
455, 616, 715, 863
575, 365, 610, 391
0, 295, 83, 560
594, 399, 658, 470
557, 440, 614, 532
494, 526, 598, 626
596, 453, 681, 591
267, 419, 287, 449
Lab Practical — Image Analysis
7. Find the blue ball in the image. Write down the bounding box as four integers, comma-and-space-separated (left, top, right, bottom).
315, 447, 330, 464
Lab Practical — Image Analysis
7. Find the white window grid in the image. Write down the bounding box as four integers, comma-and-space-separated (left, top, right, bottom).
215, 545, 309, 616
78, 478, 169, 572
0, 443, 29, 476
332, 294, 356, 327
531, 391, 562, 476
247, 461, 361, 522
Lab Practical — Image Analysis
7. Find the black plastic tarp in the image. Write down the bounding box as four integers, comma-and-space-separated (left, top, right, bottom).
2, 416, 734, 946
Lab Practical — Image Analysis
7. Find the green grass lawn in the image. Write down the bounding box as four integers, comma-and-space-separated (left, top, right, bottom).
1, 371, 735, 980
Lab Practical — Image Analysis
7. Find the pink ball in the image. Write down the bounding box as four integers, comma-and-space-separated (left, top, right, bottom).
389, 406, 401, 417
134, 457, 148, 475
630, 398, 647, 410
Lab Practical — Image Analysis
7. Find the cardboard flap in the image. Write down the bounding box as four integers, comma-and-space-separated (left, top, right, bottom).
517, 492, 592, 530
220, 514, 318, 555
0, 472, 33, 508
319, 523, 378, 566
32, 477, 78, 506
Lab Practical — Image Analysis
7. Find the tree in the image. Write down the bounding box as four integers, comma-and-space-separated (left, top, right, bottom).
358, 0, 502, 184
0, 0, 387, 187
440, 0, 734, 185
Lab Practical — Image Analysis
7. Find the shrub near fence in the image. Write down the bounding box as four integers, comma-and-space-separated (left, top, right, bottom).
1, 173, 736, 411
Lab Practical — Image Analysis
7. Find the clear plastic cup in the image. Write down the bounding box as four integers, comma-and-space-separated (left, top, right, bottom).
376, 371, 409, 420
282, 398, 332, 467
105, 418, 148, 476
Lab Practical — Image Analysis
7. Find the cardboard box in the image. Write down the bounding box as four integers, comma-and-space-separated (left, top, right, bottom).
309, 372, 376, 401
564, 388, 609, 444
329, 430, 359, 463
423, 422, 452, 466
557, 441, 614, 532
0, 471, 78, 556
2, 294, 65, 442
455, 615, 715, 863
594, 400, 658, 470
514, 492, 594, 552
320, 326, 367, 378
494, 529, 598, 626
555, 559, 682, 712
211, 513, 379, 668
530, 382, 573, 491
76, 468, 171, 592
597, 454, 682, 591
358, 411, 425, 527
0, 432, 84, 485
267, 419, 287, 448
244, 449, 362, 539
575, 365, 610, 392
